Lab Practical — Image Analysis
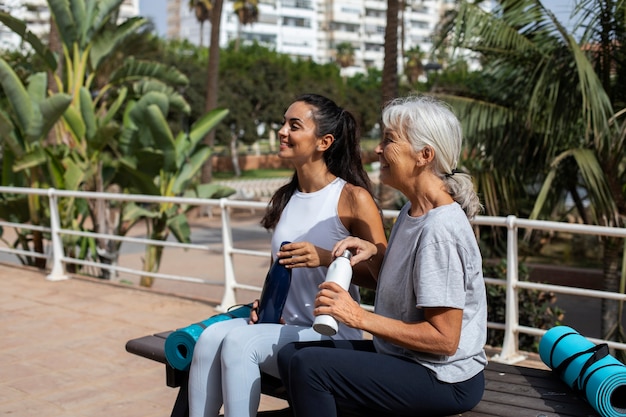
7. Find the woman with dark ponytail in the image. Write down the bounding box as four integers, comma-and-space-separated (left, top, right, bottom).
188, 94, 387, 417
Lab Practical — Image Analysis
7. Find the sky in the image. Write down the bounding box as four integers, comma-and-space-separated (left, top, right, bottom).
139, 0, 168, 37
137, 0, 577, 40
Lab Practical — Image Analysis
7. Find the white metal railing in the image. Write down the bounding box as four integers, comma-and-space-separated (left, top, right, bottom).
0, 186, 625, 363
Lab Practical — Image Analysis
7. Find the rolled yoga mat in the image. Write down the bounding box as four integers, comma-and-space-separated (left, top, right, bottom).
539, 325, 626, 417
165, 304, 252, 371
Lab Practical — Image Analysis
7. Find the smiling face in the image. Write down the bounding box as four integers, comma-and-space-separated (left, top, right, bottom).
375, 127, 420, 190
277, 101, 322, 161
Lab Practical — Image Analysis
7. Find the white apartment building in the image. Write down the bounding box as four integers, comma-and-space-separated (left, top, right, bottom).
0, 0, 140, 51
169, 0, 457, 74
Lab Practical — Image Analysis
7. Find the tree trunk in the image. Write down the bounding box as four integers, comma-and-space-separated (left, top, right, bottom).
200, 0, 224, 185
382, 0, 399, 105
230, 132, 241, 177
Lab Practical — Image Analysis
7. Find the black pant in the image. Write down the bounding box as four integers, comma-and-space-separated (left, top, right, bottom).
277, 340, 484, 417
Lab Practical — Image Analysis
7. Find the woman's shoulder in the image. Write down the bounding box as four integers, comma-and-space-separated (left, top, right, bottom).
341, 182, 375, 204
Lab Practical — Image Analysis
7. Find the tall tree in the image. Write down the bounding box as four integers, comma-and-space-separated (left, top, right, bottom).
188, 0, 212, 47
381, 0, 400, 105
201, 0, 225, 185
232, 0, 259, 51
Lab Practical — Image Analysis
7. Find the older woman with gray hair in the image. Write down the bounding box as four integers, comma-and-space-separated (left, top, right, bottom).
277, 95, 487, 417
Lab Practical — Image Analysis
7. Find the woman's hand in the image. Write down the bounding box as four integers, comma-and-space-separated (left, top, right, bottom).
249, 298, 285, 325
331, 236, 377, 266
277, 241, 330, 268
314, 281, 365, 329
249, 299, 260, 324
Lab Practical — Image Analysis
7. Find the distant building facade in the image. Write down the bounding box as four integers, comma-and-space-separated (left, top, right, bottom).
168, 0, 458, 74
0, 0, 140, 51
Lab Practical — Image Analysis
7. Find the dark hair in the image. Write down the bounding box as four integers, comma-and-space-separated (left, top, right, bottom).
261, 93, 372, 230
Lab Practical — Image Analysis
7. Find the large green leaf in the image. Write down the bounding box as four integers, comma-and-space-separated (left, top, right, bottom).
12, 147, 47, 172
145, 104, 176, 172
63, 105, 86, 142
90, 0, 125, 35
101, 87, 128, 126
193, 183, 237, 199
131, 79, 190, 114
90, 17, 148, 69
109, 58, 189, 88
123, 202, 160, 223
62, 157, 87, 192
0, 110, 23, 159
26, 73, 47, 102
0, 12, 57, 70
79, 87, 97, 140
48, 0, 78, 49
37, 93, 73, 142
171, 146, 212, 194
175, 108, 229, 165
167, 213, 191, 244
0, 58, 32, 133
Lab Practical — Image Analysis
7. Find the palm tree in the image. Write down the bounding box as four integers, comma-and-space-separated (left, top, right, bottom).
382, 0, 400, 104
201, 0, 225, 185
188, 0, 212, 47
404, 45, 425, 85
435, 0, 626, 347
335, 41, 356, 69
232, 0, 259, 51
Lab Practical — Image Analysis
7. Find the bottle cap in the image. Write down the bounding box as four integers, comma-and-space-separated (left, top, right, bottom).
341, 250, 352, 259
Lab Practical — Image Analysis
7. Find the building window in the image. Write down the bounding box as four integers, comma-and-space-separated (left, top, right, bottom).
282, 16, 311, 27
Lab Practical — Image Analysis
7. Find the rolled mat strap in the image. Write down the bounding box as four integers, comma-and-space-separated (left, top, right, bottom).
164, 304, 252, 371
539, 325, 626, 417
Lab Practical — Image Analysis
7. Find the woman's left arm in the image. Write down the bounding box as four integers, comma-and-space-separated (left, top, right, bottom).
315, 281, 463, 356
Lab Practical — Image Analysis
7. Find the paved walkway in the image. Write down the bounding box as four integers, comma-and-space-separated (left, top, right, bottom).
0, 263, 289, 417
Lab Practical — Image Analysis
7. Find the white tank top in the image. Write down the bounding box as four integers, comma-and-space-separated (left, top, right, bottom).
272, 177, 362, 339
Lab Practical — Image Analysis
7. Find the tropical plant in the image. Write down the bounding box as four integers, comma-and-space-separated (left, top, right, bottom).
232, 0, 259, 51
0, 59, 72, 267
0, 1, 233, 284
404, 45, 425, 85
382, 0, 400, 104
188, 0, 213, 47
434, 0, 626, 350
118, 98, 233, 286
335, 42, 356, 69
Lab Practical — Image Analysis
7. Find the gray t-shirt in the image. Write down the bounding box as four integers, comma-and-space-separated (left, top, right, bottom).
374, 202, 487, 383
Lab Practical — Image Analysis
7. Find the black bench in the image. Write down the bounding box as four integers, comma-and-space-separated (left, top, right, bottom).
126, 332, 599, 417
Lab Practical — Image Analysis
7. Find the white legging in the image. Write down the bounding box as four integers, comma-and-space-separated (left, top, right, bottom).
188, 318, 328, 417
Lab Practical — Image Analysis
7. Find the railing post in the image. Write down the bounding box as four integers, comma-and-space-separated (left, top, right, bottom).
216, 198, 238, 312
492, 215, 526, 363
46, 189, 68, 281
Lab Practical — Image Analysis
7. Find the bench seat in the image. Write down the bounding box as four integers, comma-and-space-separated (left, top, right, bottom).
126, 332, 598, 417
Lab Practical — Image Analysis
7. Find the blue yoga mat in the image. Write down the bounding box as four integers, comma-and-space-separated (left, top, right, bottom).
539, 325, 626, 417
164, 304, 252, 371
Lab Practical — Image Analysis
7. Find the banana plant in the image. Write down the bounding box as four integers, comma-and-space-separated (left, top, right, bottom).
0, 58, 72, 267
115, 91, 233, 286
0, 2, 226, 279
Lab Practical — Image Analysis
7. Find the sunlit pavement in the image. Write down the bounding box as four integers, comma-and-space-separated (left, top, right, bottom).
0, 263, 289, 417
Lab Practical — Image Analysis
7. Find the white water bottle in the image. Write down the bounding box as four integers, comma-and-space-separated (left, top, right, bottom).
313, 250, 353, 336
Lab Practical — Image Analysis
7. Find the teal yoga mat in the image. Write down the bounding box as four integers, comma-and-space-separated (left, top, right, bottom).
539, 325, 626, 417
164, 304, 252, 371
